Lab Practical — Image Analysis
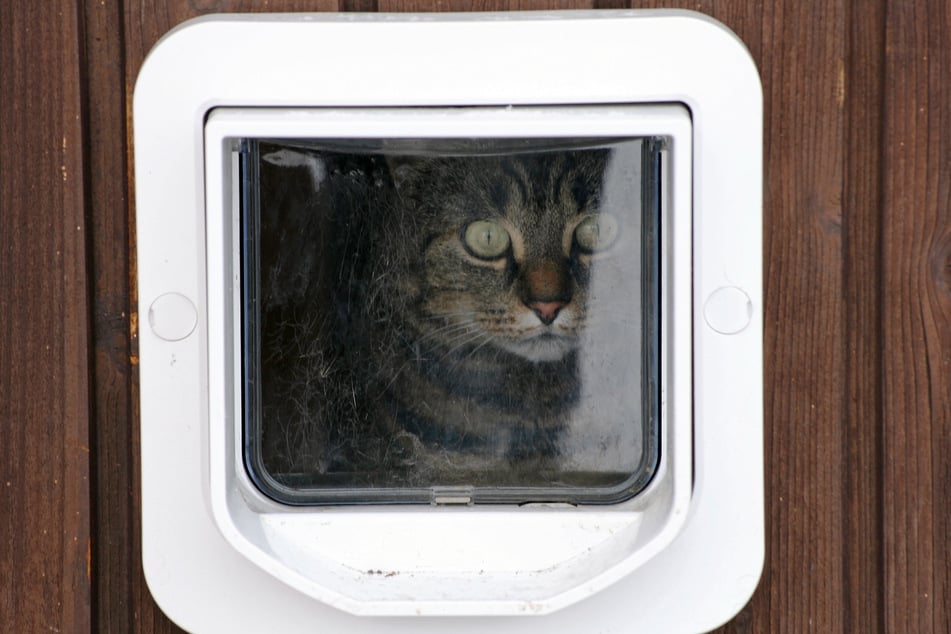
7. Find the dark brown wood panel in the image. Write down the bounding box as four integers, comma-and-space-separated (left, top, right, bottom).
377, 0, 596, 9
882, 0, 951, 632
842, 0, 887, 631
0, 2, 92, 633
82, 1, 140, 632
757, 2, 849, 632
3, 0, 948, 631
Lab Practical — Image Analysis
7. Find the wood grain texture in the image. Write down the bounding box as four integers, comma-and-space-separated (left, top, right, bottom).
377, 0, 595, 10
882, 0, 951, 632
82, 1, 141, 632
842, 0, 886, 631
0, 1, 93, 632
753, 2, 848, 632
0, 0, 939, 631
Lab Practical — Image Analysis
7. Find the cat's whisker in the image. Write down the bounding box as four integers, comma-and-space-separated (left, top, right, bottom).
418, 310, 481, 323
379, 322, 481, 392
438, 330, 492, 363
437, 331, 484, 357
413, 321, 469, 341
412, 321, 478, 347
461, 332, 496, 361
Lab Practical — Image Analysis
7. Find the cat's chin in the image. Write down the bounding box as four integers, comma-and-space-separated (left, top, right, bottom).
498, 333, 576, 363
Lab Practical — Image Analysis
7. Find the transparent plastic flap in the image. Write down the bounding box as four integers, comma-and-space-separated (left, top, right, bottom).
240, 137, 663, 505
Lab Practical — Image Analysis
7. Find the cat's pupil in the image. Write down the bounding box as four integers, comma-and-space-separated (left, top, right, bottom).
463, 219, 511, 260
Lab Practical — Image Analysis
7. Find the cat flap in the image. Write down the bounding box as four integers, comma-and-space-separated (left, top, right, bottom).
137, 11, 762, 627
239, 136, 664, 505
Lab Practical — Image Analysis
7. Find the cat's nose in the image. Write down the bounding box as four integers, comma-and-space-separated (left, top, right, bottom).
526, 299, 567, 325
522, 259, 571, 325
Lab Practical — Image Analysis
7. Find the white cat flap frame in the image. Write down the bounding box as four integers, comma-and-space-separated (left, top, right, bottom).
135, 10, 762, 634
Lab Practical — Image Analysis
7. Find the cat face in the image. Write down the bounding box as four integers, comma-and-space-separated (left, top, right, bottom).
389, 150, 635, 363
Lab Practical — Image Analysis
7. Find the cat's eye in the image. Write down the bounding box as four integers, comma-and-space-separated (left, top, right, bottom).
463, 220, 511, 259
574, 214, 619, 253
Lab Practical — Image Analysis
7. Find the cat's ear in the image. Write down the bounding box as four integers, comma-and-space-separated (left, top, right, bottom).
385, 156, 429, 194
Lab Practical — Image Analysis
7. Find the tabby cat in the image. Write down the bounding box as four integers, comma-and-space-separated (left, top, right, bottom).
256, 142, 644, 491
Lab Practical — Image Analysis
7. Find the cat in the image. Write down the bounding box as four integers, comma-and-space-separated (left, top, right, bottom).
255, 142, 645, 492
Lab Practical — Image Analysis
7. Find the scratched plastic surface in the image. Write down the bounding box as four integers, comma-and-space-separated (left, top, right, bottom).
239, 137, 663, 505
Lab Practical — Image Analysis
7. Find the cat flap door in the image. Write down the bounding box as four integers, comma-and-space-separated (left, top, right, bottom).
235, 119, 664, 506
135, 11, 762, 634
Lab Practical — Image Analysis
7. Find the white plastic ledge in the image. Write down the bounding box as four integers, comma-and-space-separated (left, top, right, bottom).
135, 10, 762, 634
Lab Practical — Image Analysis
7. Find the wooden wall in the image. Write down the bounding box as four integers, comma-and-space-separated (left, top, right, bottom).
1, 1, 948, 631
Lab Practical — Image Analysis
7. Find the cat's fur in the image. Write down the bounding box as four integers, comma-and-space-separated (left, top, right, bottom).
258, 145, 639, 487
